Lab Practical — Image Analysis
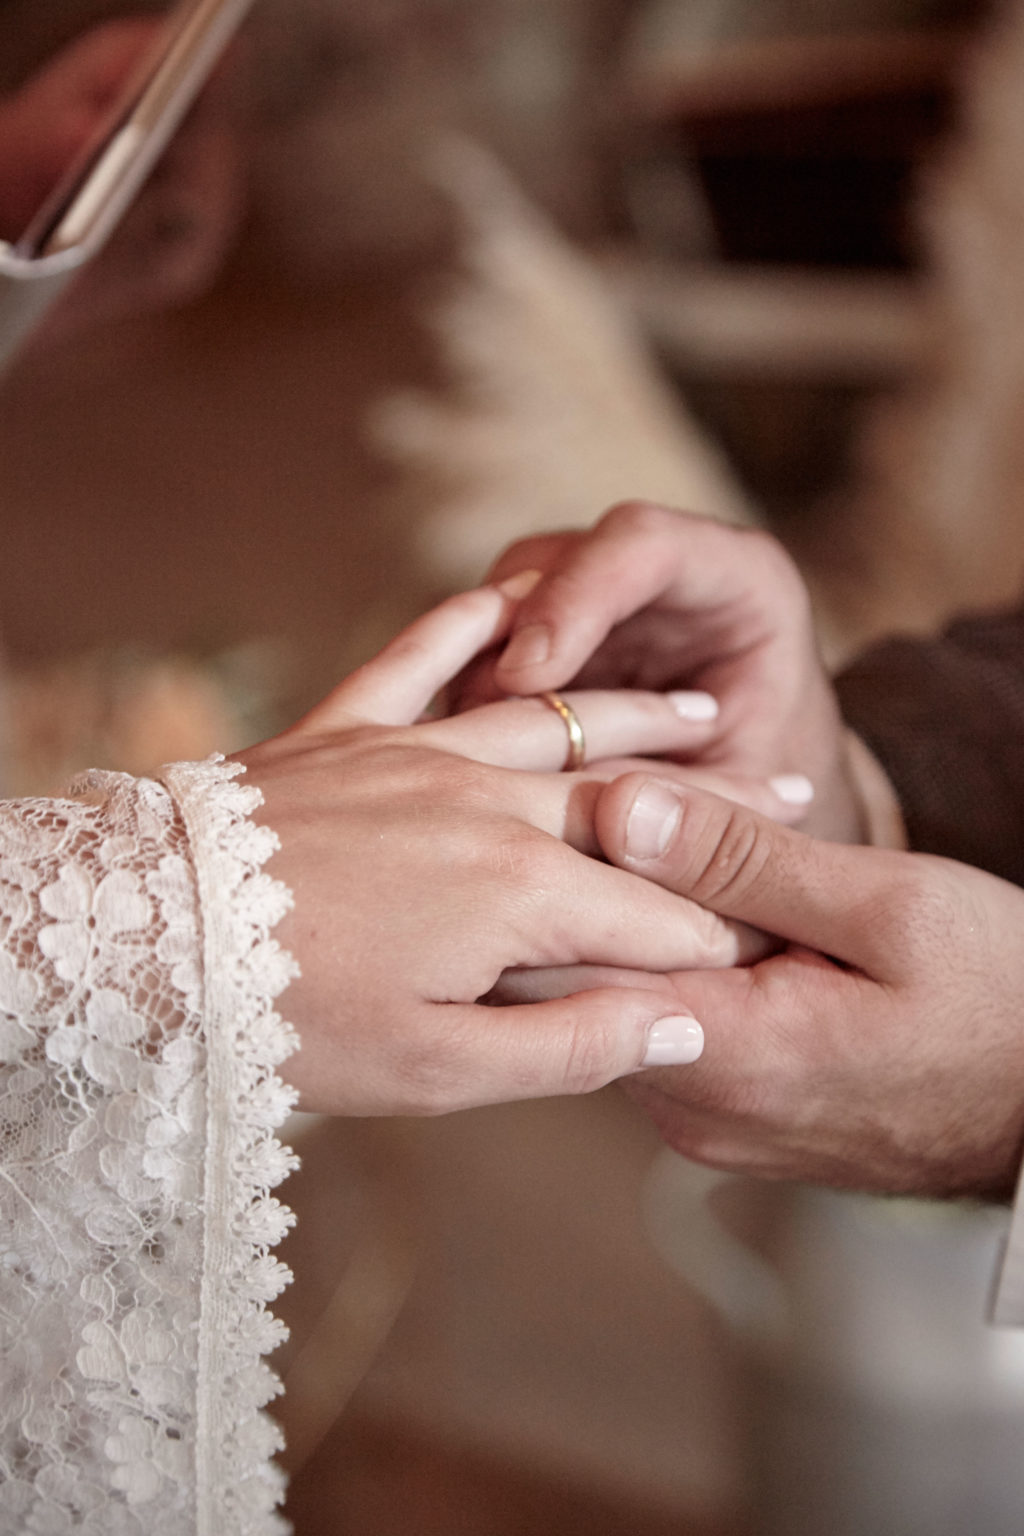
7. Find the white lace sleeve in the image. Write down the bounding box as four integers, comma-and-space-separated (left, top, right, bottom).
0, 756, 299, 1535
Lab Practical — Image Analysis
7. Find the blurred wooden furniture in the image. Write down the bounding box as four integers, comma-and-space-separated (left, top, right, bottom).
628, 25, 973, 267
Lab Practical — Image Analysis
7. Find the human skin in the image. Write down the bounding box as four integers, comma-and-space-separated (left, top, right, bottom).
0, 18, 245, 343
236, 580, 804, 1118
471, 501, 1024, 1199
595, 776, 1024, 1202
461, 500, 869, 844
0, 20, 159, 239
496, 775, 1024, 1199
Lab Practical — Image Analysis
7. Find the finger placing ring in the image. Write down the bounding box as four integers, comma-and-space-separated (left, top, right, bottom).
538, 691, 586, 772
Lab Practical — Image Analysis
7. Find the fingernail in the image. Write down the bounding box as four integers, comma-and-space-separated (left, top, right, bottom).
497, 568, 543, 600
643, 1015, 704, 1067
668, 690, 718, 722
769, 773, 815, 806
501, 621, 552, 672
625, 780, 683, 860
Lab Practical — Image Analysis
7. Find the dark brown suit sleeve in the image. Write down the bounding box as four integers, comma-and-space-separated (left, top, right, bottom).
834, 603, 1024, 887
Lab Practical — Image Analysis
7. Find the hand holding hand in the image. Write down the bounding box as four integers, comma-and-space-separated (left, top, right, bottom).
236, 583, 791, 1117
587, 773, 1024, 1200
463, 501, 866, 842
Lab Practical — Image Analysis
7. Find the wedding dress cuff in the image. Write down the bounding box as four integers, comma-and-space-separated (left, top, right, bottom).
161, 756, 300, 1533
0, 755, 300, 1535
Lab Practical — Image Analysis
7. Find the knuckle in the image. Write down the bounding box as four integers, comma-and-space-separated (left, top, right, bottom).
735, 523, 781, 560
732, 521, 787, 563
534, 567, 588, 612
561, 1011, 619, 1095
602, 499, 680, 539
683, 800, 774, 910
484, 825, 556, 890
686, 904, 738, 966
737, 525, 810, 606
856, 856, 958, 963
407, 745, 495, 813
495, 530, 564, 569
351, 735, 460, 793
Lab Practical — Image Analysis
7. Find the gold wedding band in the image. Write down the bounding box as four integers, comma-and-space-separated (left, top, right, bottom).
538, 691, 586, 772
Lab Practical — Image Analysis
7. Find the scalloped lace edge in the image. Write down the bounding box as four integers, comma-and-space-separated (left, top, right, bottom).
162, 756, 300, 1536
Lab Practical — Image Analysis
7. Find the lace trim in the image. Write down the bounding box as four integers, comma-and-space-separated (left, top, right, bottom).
161, 759, 299, 1536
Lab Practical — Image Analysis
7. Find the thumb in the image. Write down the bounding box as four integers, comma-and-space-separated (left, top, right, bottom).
433, 988, 705, 1111
596, 774, 910, 979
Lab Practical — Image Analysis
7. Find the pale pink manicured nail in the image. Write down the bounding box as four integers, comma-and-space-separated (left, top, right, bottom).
625, 781, 683, 860
668, 690, 719, 722
769, 774, 815, 805
642, 1016, 704, 1067
502, 621, 552, 671
497, 568, 543, 600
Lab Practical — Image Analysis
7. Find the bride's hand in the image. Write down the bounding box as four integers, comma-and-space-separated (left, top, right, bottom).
237, 581, 793, 1116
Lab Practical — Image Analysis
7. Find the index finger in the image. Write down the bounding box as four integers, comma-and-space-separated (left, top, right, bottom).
492, 502, 685, 693
299, 581, 528, 732
492, 502, 794, 698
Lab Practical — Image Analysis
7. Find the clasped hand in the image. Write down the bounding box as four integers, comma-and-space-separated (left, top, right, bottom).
238, 577, 792, 1117
476, 501, 1024, 1201
241, 499, 1024, 1203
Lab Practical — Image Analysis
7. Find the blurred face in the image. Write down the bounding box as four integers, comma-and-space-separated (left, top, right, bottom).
0, 19, 162, 242
0, 3, 248, 361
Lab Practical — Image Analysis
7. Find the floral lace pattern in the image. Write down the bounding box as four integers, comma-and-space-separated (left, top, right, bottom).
0, 759, 298, 1534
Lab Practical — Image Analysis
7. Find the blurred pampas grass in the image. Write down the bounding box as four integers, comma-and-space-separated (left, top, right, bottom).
371, 136, 756, 589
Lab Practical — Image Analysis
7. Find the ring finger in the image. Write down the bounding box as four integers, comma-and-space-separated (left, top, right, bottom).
418, 688, 719, 772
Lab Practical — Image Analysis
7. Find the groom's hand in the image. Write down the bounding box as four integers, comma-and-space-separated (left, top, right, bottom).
457, 502, 863, 842
592, 774, 1024, 1200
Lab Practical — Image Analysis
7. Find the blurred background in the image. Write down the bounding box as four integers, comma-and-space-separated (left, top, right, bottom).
6, 1, 1024, 1532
